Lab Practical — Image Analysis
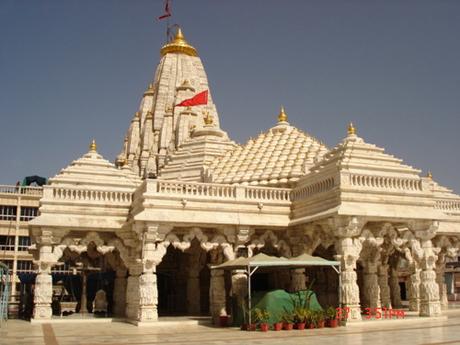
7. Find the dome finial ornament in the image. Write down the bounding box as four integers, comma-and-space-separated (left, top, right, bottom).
160, 27, 198, 57
90, 139, 97, 152
278, 106, 288, 123
348, 122, 356, 136
427, 171, 433, 179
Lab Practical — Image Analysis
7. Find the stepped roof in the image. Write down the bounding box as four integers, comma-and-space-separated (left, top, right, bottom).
307, 123, 421, 178
207, 109, 328, 187
49, 140, 140, 190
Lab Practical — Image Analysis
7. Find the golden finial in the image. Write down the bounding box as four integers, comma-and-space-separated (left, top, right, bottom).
427, 171, 433, 179
278, 106, 288, 123
160, 27, 198, 57
203, 111, 214, 125
347, 122, 356, 136
89, 139, 97, 152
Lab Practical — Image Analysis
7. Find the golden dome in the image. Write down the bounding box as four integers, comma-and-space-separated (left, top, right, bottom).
160, 28, 198, 57
348, 122, 356, 136
89, 139, 97, 152
278, 106, 288, 123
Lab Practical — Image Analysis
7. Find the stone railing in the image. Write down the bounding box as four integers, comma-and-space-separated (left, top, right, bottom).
52, 187, 133, 203
435, 198, 460, 214
0, 185, 43, 196
350, 174, 422, 191
244, 186, 291, 201
153, 180, 291, 202
291, 177, 335, 201
157, 181, 237, 198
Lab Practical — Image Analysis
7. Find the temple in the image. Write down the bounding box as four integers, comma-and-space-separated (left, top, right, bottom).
27, 28, 460, 324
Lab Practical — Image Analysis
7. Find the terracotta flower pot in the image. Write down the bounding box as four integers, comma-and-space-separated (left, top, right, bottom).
219, 315, 229, 327
260, 323, 269, 332
296, 322, 306, 330
329, 319, 338, 328
308, 322, 315, 329
283, 323, 294, 330
273, 322, 283, 331
248, 323, 257, 331
317, 320, 325, 328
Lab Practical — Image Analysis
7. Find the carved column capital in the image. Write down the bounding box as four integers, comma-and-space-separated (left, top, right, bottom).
322, 216, 366, 238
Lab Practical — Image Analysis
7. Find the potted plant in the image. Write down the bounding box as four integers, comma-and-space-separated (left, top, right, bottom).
316, 310, 325, 328
253, 308, 270, 332
281, 312, 294, 330
326, 306, 338, 328
293, 308, 308, 330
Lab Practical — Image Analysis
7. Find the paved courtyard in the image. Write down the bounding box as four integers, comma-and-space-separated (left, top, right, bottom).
3, 315, 460, 345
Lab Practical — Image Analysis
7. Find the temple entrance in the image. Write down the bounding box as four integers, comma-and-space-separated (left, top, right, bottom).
48, 242, 123, 318
157, 239, 210, 316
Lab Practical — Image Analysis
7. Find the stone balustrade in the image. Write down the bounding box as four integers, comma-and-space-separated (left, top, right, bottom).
154, 180, 291, 202
350, 174, 422, 191
291, 177, 335, 201
244, 186, 290, 201
435, 198, 460, 214
52, 187, 133, 203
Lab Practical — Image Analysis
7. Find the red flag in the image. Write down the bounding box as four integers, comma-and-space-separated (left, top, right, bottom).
158, 0, 171, 20
176, 90, 208, 107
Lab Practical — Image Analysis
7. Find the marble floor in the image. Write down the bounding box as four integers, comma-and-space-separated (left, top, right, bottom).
3, 315, 460, 345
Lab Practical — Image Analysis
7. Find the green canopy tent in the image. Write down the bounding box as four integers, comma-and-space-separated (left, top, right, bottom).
211, 252, 341, 325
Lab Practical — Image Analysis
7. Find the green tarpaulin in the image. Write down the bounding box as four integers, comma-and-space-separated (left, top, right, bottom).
232, 289, 323, 326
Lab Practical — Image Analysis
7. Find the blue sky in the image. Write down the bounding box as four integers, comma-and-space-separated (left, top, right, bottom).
1, 0, 459, 192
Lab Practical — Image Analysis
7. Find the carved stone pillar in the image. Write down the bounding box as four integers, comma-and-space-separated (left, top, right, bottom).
362, 260, 381, 311
138, 269, 158, 321
290, 269, 307, 292
125, 266, 141, 321
408, 265, 421, 311
409, 222, 441, 317
378, 265, 392, 308
113, 268, 127, 317
389, 268, 402, 308
32, 239, 58, 320
436, 255, 448, 310
418, 239, 441, 316
33, 266, 53, 320
210, 269, 226, 324
335, 236, 362, 321
125, 265, 159, 322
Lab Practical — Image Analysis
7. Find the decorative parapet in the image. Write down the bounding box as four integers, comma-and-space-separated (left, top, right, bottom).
291, 177, 335, 201
435, 198, 460, 215
149, 180, 291, 203
349, 174, 423, 191
50, 186, 133, 204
